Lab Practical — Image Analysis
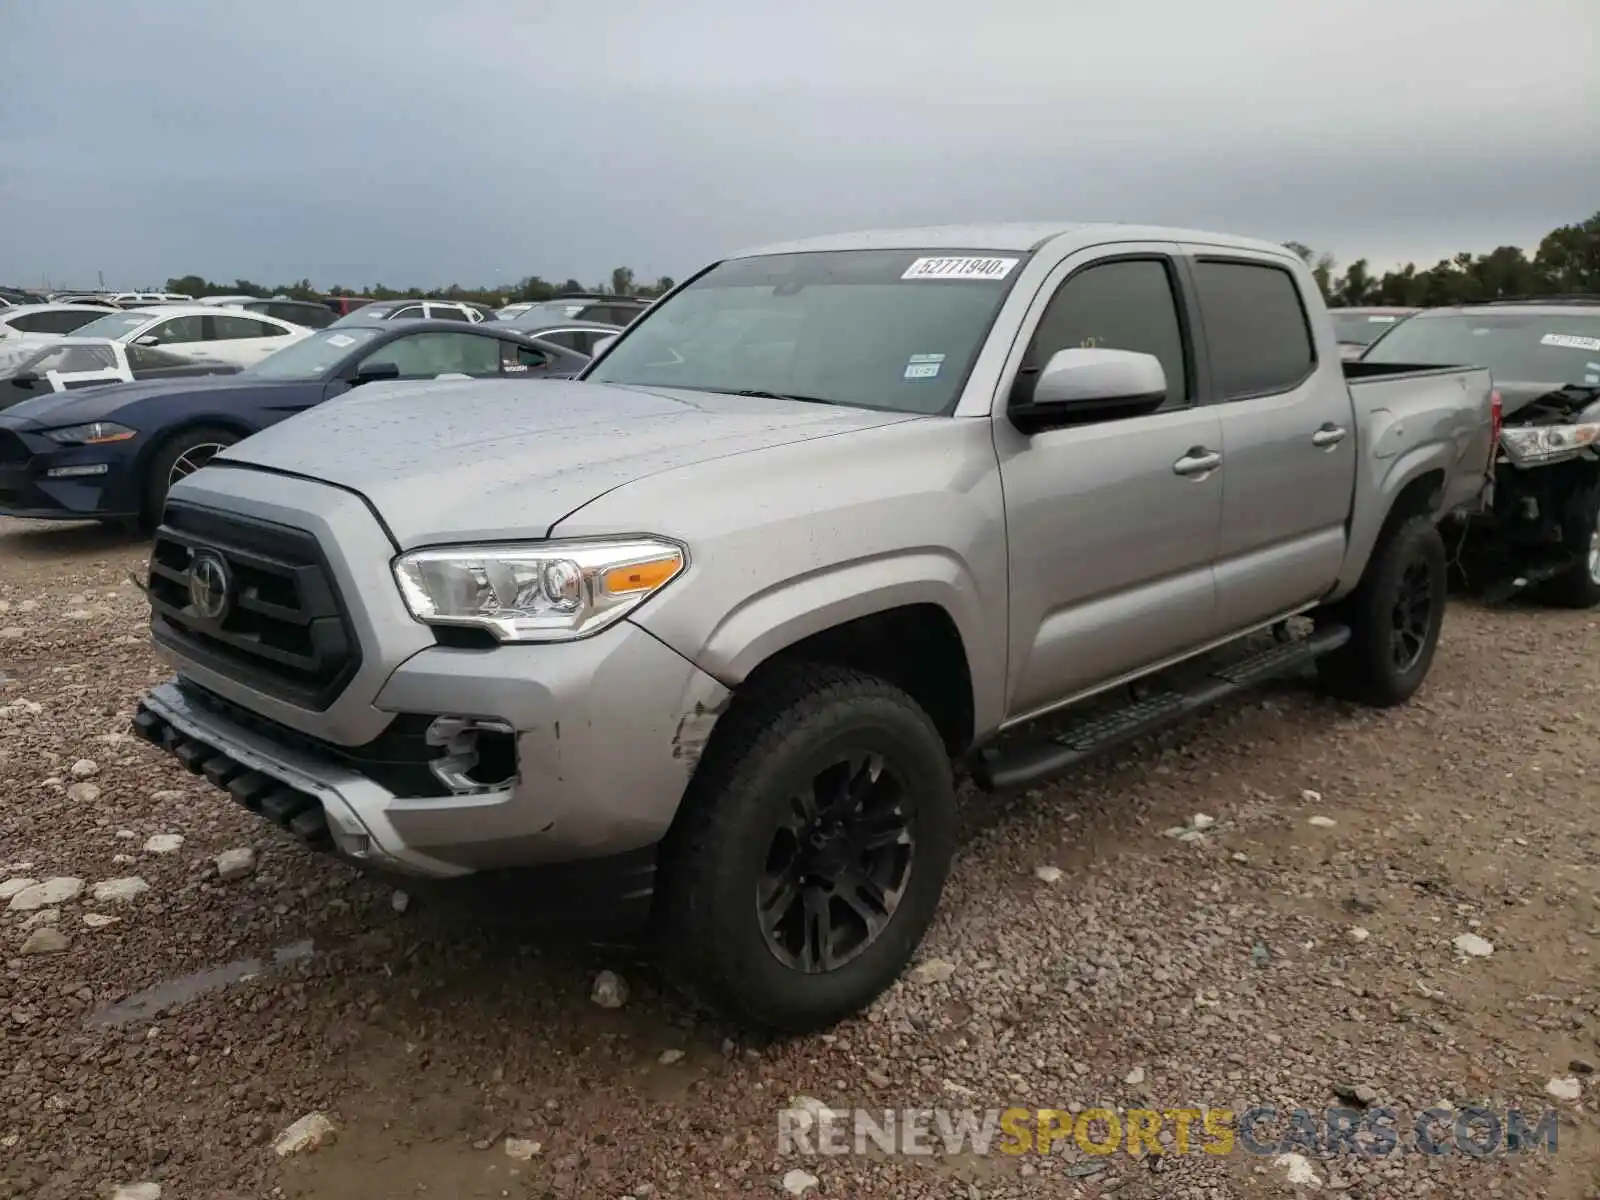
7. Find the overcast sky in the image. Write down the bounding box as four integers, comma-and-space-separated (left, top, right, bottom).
3, 0, 1596, 292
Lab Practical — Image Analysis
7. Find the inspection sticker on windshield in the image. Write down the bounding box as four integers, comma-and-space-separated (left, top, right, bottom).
904, 353, 945, 380
1541, 332, 1600, 351
325, 333, 356, 347
901, 256, 1018, 281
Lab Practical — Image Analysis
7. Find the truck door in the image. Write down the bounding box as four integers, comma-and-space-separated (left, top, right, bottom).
994, 246, 1223, 719
1183, 252, 1357, 632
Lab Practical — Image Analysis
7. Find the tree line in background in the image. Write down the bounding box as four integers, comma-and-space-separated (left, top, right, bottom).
162, 265, 674, 307
162, 212, 1599, 310
1289, 210, 1599, 307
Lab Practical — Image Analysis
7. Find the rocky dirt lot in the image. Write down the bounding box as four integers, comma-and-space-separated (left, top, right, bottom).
1, 516, 1597, 1200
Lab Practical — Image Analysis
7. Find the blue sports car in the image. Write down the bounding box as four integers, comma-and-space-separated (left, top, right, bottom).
0, 318, 588, 527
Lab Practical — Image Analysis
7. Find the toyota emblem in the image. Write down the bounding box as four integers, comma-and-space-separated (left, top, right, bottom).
188, 550, 232, 621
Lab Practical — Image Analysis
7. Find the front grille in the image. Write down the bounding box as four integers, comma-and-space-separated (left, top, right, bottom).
147, 501, 361, 710
177, 680, 444, 797
0, 431, 31, 464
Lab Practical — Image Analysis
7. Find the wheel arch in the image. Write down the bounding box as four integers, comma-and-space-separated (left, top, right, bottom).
1330, 449, 1450, 601
133, 415, 259, 521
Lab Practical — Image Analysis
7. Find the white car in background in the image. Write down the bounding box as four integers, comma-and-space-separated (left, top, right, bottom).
0, 304, 121, 342
65, 305, 312, 367
109, 291, 192, 306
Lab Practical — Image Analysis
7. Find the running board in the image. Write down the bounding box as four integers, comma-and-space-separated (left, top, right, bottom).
970, 624, 1351, 793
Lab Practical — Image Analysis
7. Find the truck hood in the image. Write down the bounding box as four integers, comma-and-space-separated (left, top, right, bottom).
212, 378, 923, 547
0, 375, 280, 429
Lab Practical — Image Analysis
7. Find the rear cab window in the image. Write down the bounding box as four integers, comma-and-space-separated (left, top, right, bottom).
1190, 260, 1317, 400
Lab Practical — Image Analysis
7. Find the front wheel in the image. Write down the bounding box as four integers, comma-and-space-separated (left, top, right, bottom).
141, 425, 240, 528
1539, 480, 1600, 609
655, 664, 955, 1033
1316, 512, 1447, 707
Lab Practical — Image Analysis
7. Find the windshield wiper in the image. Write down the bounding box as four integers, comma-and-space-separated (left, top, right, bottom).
730, 388, 840, 406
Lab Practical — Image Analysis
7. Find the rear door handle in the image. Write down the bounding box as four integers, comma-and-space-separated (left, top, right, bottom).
1312, 424, 1348, 449
1172, 448, 1222, 477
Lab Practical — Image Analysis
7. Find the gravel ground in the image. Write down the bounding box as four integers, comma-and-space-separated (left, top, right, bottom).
1, 516, 1597, 1200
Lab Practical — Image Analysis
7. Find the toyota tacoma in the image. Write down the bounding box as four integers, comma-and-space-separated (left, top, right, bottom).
132, 223, 1495, 1031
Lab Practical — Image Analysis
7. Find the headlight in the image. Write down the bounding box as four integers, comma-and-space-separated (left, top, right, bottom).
1498, 422, 1600, 465
42, 421, 136, 445
393, 537, 686, 642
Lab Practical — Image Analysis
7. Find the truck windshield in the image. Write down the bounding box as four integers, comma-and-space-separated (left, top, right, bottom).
584, 249, 1027, 414
1363, 312, 1600, 386
1331, 310, 1411, 346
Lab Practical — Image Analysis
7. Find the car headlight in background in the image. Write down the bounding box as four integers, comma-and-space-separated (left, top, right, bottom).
42, 421, 136, 445
393, 537, 686, 642
1497, 422, 1600, 465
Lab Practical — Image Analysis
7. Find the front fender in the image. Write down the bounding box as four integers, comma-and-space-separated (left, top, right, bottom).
636, 549, 1005, 737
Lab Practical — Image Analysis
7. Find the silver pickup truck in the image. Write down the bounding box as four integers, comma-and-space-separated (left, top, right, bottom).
131, 223, 1495, 1032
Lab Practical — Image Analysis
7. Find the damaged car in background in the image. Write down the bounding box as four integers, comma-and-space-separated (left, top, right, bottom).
1361, 298, 1600, 607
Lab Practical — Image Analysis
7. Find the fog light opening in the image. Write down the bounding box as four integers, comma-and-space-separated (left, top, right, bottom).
425, 716, 519, 793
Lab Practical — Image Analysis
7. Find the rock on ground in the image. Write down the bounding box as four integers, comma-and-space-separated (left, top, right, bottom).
215, 847, 257, 881
781, 1168, 820, 1195
273, 1112, 338, 1157
905, 957, 957, 984
91, 876, 150, 904
20, 927, 71, 955
7, 876, 83, 911
590, 970, 628, 1008
503, 1136, 541, 1161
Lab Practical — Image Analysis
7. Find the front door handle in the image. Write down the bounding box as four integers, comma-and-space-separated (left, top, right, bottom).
1312, 423, 1348, 449
1172, 448, 1222, 478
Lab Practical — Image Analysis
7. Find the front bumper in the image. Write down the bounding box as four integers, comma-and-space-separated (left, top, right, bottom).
136, 467, 732, 879
0, 425, 141, 519
135, 612, 730, 878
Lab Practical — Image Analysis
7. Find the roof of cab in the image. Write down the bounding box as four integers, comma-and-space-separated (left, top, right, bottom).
730, 222, 1296, 261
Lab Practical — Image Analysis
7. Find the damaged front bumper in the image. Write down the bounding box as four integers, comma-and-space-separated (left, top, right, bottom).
133, 622, 730, 880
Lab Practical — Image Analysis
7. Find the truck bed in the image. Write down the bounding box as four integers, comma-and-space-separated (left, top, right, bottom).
1343, 359, 1495, 522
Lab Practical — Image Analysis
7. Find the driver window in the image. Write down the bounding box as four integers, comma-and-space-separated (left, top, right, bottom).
1018, 259, 1189, 410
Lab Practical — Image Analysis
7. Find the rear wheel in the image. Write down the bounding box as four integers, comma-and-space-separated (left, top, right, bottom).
141, 425, 239, 528
1539, 479, 1600, 609
656, 663, 955, 1033
1316, 512, 1447, 707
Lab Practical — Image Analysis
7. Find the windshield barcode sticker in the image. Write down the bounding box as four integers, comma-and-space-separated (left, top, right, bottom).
325, 334, 356, 347
901, 256, 1018, 281
1540, 332, 1600, 351
904, 352, 945, 380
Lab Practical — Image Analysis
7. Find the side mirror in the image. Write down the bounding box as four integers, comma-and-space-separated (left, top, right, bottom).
135, 334, 161, 347
353, 361, 401, 384
1010, 348, 1166, 432
590, 335, 617, 358
11, 371, 39, 387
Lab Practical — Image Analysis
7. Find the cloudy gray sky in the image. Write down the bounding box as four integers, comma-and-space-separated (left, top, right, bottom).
3, 0, 1596, 293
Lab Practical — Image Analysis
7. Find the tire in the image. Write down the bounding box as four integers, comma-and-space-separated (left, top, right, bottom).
141, 425, 240, 528
1316, 512, 1447, 708
1538, 479, 1600, 609
655, 663, 956, 1033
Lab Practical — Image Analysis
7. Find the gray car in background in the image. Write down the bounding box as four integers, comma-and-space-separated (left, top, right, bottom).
132, 222, 1494, 1032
